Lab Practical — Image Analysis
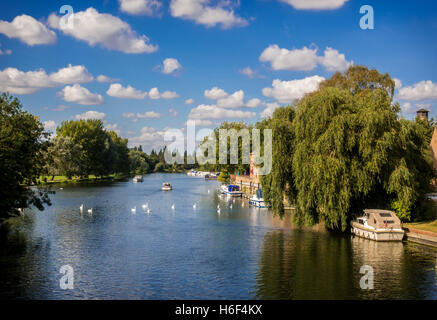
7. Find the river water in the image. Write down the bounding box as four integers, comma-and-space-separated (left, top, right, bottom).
0, 173, 436, 299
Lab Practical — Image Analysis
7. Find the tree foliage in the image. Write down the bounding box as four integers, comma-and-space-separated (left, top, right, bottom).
0, 93, 52, 220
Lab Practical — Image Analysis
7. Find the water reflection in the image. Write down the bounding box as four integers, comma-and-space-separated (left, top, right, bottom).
256, 230, 437, 299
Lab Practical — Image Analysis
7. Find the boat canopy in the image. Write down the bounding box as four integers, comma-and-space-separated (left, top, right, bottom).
363, 209, 402, 229
228, 185, 240, 192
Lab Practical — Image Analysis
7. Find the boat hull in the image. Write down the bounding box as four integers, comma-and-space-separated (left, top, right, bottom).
225, 192, 242, 197
249, 199, 265, 208
351, 222, 404, 241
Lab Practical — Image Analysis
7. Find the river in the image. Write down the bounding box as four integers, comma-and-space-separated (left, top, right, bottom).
0, 173, 436, 299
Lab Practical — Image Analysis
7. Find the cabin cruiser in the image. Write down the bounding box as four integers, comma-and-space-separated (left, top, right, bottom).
351, 209, 404, 241
222, 184, 242, 197
249, 189, 266, 208
161, 182, 172, 191
205, 173, 219, 180
133, 175, 143, 183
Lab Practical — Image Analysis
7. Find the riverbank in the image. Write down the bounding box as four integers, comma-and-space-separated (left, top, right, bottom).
36, 174, 129, 185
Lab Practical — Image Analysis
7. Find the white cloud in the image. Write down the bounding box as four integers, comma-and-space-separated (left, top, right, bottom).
186, 119, 213, 127
0, 48, 11, 55
318, 47, 351, 72
260, 45, 318, 71
260, 44, 351, 72
170, 0, 248, 29
169, 108, 178, 116
59, 84, 104, 105
106, 83, 147, 99
260, 102, 280, 118
105, 123, 121, 134
148, 87, 179, 99
393, 78, 402, 90
136, 111, 162, 118
49, 64, 94, 84
246, 98, 262, 108
262, 75, 325, 103
396, 80, 437, 101
129, 126, 167, 148
119, 0, 162, 16
239, 66, 257, 78
0, 64, 94, 94
162, 58, 181, 74
185, 98, 194, 104
279, 0, 349, 10
0, 14, 56, 46
217, 90, 245, 108
52, 105, 70, 112
48, 7, 158, 54
204, 86, 228, 99
96, 75, 117, 83
43, 120, 56, 131
188, 104, 256, 120
75, 110, 106, 120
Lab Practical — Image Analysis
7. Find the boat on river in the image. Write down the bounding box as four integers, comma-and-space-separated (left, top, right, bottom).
351, 209, 404, 241
161, 182, 172, 191
249, 189, 266, 208
133, 175, 143, 183
221, 184, 242, 197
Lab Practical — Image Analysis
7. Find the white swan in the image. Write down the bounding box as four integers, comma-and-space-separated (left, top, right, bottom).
142, 204, 147, 210
88, 208, 93, 214
131, 206, 136, 213
147, 208, 151, 214
171, 204, 175, 210
80, 204, 84, 212
193, 203, 197, 209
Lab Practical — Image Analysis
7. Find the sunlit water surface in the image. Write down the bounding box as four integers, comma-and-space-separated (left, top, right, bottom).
0, 173, 436, 299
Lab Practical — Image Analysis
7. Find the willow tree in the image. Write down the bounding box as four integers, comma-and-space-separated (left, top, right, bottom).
292, 66, 434, 229
257, 107, 296, 217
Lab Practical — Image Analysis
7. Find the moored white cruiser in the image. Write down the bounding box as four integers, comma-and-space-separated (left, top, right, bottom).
351, 209, 404, 241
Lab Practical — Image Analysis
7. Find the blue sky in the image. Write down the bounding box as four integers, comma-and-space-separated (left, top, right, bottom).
1, 0, 437, 150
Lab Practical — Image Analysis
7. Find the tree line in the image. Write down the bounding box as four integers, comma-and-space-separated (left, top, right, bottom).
202, 66, 436, 228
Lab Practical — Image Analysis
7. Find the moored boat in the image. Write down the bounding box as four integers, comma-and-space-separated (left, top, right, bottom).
133, 175, 143, 183
249, 189, 266, 208
161, 182, 172, 191
222, 184, 242, 197
351, 209, 404, 241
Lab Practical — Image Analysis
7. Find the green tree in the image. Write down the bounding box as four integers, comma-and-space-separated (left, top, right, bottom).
43, 136, 83, 179
0, 94, 52, 220
258, 106, 297, 216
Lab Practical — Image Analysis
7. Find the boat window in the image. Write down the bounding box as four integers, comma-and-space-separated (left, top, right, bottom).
383, 220, 395, 224
358, 219, 364, 225
379, 213, 392, 217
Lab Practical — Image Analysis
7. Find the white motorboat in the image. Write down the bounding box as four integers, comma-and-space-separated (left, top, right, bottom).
161, 182, 172, 191
249, 189, 266, 208
222, 184, 243, 197
351, 209, 404, 241
133, 175, 143, 183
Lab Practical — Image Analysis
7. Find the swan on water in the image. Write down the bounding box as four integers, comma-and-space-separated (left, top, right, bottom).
131, 206, 136, 213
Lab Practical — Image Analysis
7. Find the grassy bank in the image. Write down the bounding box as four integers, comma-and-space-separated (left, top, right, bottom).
404, 220, 437, 234
37, 174, 129, 185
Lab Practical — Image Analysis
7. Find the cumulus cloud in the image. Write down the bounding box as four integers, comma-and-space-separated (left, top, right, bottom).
239, 66, 260, 78
48, 7, 158, 54
106, 83, 147, 99
185, 98, 194, 104
128, 126, 167, 149
96, 75, 118, 83
204, 86, 228, 99
170, 0, 248, 29
188, 104, 256, 120
137, 111, 162, 118
75, 110, 106, 120
162, 58, 182, 74
0, 64, 94, 94
105, 123, 121, 134
49, 64, 94, 84
260, 44, 351, 72
246, 98, 262, 108
0, 14, 56, 46
396, 80, 437, 101
393, 78, 402, 90
119, 0, 162, 16
43, 120, 57, 131
260, 102, 280, 118
217, 90, 245, 108
186, 119, 213, 127
59, 84, 104, 105
279, 0, 349, 10
318, 47, 351, 72
262, 75, 325, 103
148, 87, 179, 99
52, 105, 70, 112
